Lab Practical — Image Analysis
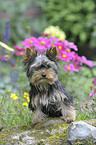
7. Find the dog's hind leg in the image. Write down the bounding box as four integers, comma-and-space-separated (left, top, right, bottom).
60, 102, 76, 123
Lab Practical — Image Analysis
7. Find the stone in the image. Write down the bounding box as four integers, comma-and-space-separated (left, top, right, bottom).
0, 119, 96, 145
67, 121, 96, 145
44, 119, 64, 126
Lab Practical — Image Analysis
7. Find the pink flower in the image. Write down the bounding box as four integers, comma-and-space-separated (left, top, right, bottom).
51, 37, 59, 41
34, 37, 52, 53
15, 51, 25, 56
93, 78, 96, 86
53, 41, 67, 53
14, 45, 25, 51
88, 88, 96, 98
59, 51, 75, 62
22, 37, 37, 48
81, 56, 95, 67
59, 52, 70, 62
64, 40, 78, 51
63, 63, 79, 72
41, 32, 51, 36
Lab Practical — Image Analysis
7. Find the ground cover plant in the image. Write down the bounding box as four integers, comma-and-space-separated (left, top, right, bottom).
0, 25, 96, 129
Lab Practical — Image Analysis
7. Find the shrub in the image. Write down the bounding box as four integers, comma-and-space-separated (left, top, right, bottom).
42, 0, 96, 49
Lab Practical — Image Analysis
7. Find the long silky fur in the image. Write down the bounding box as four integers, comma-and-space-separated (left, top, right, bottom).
24, 47, 76, 123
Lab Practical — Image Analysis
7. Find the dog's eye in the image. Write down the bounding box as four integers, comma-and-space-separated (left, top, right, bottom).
35, 64, 51, 70
41, 65, 45, 69
40, 64, 50, 69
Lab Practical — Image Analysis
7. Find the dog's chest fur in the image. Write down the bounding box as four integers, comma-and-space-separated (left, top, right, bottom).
31, 85, 67, 108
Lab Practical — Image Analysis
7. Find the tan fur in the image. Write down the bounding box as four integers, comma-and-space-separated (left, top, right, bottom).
24, 47, 37, 62
31, 88, 76, 123
32, 107, 47, 122
60, 102, 76, 122
46, 47, 59, 60
31, 68, 58, 85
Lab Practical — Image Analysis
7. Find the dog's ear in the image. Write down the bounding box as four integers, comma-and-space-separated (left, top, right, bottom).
46, 47, 59, 60
24, 47, 37, 62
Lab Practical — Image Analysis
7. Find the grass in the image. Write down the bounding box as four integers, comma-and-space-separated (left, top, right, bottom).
0, 58, 96, 128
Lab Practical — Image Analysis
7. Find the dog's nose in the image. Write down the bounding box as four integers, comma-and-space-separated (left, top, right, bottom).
41, 73, 46, 78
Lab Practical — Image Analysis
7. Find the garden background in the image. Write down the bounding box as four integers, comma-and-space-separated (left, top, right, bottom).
0, 0, 96, 128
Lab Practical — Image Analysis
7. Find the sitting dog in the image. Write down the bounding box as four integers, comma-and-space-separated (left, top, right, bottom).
24, 47, 76, 123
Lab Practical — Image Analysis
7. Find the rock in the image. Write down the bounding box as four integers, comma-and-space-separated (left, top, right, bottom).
67, 121, 96, 145
0, 119, 96, 145
0, 125, 3, 131
0, 118, 68, 145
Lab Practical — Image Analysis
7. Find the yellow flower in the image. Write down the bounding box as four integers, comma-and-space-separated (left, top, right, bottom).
26, 97, 30, 102
44, 26, 66, 40
8, 90, 10, 93
5, 55, 9, 58
23, 95, 27, 98
24, 92, 29, 97
23, 102, 28, 106
10, 93, 18, 100
23, 92, 30, 102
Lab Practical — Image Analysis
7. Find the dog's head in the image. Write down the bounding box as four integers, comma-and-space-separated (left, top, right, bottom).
24, 47, 59, 86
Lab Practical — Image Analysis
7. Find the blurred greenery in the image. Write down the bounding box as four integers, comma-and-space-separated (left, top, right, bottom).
0, 0, 43, 46
42, 0, 96, 50
0, 0, 96, 53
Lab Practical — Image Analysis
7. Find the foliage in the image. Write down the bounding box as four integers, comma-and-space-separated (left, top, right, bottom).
0, 0, 42, 46
42, 0, 96, 49
0, 0, 96, 52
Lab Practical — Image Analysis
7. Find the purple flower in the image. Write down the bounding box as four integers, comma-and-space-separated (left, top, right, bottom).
3, 21, 11, 43
0, 76, 2, 82
0, 54, 10, 61
11, 59, 15, 67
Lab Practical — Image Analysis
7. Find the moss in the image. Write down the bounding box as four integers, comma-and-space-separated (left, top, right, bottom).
0, 140, 7, 144
47, 124, 68, 144
75, 139, 93, 145
28, 118, 69, 144
0, 119, 95, 144
0, 125, 32, 144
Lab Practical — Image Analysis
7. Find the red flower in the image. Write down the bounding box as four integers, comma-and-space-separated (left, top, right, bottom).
89, 86, 93, 89
85, 103, 88, 108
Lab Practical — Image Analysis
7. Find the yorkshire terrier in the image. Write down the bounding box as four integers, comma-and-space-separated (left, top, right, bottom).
24, 47, 76, 124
